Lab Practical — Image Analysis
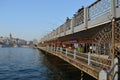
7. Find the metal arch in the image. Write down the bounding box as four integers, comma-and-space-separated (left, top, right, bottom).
93, 23, 112, 55
115, 20, 120, 47
93, 19, 120, 55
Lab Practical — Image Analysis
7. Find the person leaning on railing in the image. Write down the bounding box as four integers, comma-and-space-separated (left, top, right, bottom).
77, 45, 84, 53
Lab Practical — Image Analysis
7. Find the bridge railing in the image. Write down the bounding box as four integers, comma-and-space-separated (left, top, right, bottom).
40, 0, 120, 42
41, 46, 112, 70
88, 0, 110, 20
73, 8, 84, 27
117, 0, 120, 7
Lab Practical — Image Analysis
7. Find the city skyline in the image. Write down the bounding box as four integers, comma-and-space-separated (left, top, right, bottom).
0, 0, 96, 40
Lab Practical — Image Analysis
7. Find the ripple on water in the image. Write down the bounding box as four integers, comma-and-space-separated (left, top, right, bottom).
0, 48, 96, 80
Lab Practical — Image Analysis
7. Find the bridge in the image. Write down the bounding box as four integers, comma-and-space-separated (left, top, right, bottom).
37, 0, 120, 80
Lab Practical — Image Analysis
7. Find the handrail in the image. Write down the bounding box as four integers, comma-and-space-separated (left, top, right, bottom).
39, 46, 111, 70
40, 0, 117, 42
117, 0, 120, 7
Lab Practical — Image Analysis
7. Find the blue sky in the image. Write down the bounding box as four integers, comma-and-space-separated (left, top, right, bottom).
0, 0, 95, 41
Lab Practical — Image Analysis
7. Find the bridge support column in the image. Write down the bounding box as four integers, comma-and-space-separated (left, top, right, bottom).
111, 18, 116, 66
99, 69, 107, 80
80, 71, 84, 80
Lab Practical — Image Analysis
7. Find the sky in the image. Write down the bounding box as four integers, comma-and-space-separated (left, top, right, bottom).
0, 0, 96, 41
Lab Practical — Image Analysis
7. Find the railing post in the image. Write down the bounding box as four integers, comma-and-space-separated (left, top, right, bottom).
57, 47, 59, 51
51, 46, 53, 50
54, 46, 56, 51
84, 7, 88, 29
58, 47, 60, 51
88, 52, 91, 65
60, 47, 63, 53
110, 0, 116, 18
74, 49, 76, 59
71, 17, 75, 33
56, 47, 58, 51
66, 48, 68, 56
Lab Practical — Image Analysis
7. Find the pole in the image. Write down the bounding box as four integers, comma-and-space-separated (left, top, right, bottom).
111, 18, 115, 67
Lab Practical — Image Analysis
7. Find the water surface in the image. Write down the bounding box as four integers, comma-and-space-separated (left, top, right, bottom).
0, 48, 83, 80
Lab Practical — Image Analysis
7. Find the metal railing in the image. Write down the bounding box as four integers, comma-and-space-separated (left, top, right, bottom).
117, 0, 120, 7
40, 0, 120, 42
40, 46, 112, 70
60, 24, 65, 33
88, 0, 110, 20
73, 8, 84, 27
65, 19, 71, 31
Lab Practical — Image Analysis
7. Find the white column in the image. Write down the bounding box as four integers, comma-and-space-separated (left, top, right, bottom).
99, 70, 107, 80
84, 7, 88, 29
74, 49, 76, 59
71, 17, 75, 33
111, 0, 116, 18
66, 48, 68, 56
60, 47, 63, 53
88, 52, 91, 65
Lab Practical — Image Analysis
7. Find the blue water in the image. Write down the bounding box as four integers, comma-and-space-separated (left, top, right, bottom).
0, 48, 82, 80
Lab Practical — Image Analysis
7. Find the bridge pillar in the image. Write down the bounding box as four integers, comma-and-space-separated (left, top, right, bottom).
99, 69, 107, 80
80, 71, 84, 80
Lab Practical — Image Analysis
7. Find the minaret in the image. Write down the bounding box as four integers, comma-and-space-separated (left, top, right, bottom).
10, 33, 12, 39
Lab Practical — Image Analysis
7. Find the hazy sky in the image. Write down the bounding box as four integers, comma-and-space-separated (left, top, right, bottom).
0, 0, 96, 41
